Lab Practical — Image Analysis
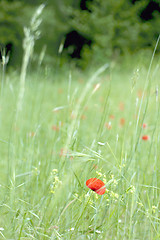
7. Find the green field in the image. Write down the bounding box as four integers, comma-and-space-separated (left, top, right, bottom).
0, 55, 160, 239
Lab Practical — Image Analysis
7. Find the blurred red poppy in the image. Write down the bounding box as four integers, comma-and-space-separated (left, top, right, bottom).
59, 148, 67, 156
142, 135, 149, 141
105, 122, 112, 129
86, 178, 106, 195
109, 115, 115, 120
52, 125, 59, 131
120, 118, 125, 126
81, 114, 86, 120
142, 123, 147, 129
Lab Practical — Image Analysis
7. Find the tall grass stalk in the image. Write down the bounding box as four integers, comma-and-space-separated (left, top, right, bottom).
16, 4, 45, 118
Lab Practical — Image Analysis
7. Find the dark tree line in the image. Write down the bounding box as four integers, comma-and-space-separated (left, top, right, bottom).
0, 0, 159, 68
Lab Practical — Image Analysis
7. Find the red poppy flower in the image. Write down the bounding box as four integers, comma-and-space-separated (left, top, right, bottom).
142, 123, 147, 129
52, 125, 59, 131
142, 135, 149, 141
120, 118, 125, 126
86, 178, 106, 195
109, 115, 115, 120
59, 148, 67, 156
105, 122, 112, 129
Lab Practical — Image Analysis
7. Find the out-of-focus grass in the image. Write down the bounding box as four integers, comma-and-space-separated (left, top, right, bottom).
0, 58, 160, 239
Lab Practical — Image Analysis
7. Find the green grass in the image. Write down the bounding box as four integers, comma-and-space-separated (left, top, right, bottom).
0, 57, 160, 239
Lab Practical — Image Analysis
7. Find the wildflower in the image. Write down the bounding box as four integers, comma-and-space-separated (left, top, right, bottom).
52, 169, 58, 174
52, 125, 59, 131
110, 191, 119, 200
103, 175, 107, 184
86, 178, 106, 195
137, 201, 143, 207
96, 171, 103, 178
68, 227, 74, 231
32, 167, 40, 176
59, 148, 67, 157
142, 135, 149, 141
120, 118, 125, 126
130, 185, 135, 193
81, 114, 86, 120
142, 123, 147, 129
50, 175, 62, 194
105, 122, 112, 129
109, 115, 115, 120
152, 205, 157, 213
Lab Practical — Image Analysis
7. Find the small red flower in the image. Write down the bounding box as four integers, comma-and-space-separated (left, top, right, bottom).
120, 118, 125, 126
142, 123, 147, 129
142, 135, 149, 141
86, 178, 106, 195
59, 148, 67, 156
52, 125, 59, 131
109, 115, 115, 120
105, 122, 112, 129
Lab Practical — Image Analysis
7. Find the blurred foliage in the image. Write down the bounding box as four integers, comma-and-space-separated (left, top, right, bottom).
0, 1, 23, 45
0, 0, 24, 64
0, 0, 159, 68
68, 0, 160, 67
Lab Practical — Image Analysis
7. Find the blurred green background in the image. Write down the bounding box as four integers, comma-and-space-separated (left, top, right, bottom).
0, 0, 160, 69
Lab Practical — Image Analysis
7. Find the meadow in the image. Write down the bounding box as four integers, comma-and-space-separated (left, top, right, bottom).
0, 52, 160, 239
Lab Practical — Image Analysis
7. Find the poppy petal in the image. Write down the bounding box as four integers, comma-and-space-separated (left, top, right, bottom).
86, 178, 106, 195
142, 135, 149, 141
